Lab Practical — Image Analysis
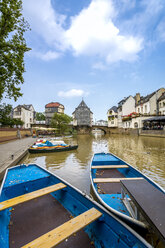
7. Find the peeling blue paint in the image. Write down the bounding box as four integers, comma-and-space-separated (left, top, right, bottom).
4, 164, 50, 188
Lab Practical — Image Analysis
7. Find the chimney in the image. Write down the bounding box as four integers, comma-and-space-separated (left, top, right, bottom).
135, 93, 140, 104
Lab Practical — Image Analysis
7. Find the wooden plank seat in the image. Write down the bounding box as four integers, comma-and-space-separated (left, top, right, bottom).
92, 165, 129, 169
0, 183, 66, 211
93, 177, 143, 183
120, 179, 165, 240
22, 207, 102, 248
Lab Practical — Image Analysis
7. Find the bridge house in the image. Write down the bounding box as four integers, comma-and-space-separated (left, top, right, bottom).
45, 102, 64, 125
72, 100, 93, 127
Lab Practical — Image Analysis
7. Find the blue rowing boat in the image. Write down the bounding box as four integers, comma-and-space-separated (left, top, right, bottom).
90, 152, 165, 246
0, 163, 151, 248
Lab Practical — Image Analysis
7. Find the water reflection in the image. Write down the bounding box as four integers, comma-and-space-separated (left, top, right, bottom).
23, 134, 165, 193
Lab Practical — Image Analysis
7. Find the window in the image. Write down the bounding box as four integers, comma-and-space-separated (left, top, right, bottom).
14, 111, 21, 115
145, 105, 147, 113
134, 122, 138, 128
138, 108, 140, 113
141, 106, 143, 113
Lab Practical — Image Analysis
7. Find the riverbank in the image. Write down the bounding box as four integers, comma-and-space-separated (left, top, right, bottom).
0, 137, 36, 181
0, 128, 32, 143
110, 127, 165, 138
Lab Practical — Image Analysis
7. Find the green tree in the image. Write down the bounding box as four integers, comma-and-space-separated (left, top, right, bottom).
0, 103, 12, 126
0, 0, 31, 101
36, 112, 45, 121
13, 118, 24, 127
51, 113, 72, 134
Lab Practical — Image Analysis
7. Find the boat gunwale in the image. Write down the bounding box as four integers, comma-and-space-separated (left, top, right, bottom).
90, 152, 165, 228
0, 163, 152, 248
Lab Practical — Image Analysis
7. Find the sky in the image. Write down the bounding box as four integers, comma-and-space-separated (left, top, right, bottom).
4, 0, 165, 120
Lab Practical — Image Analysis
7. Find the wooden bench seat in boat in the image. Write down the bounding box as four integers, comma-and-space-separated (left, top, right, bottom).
22, 207, 102, 248
91, 165, 129, 169
120, 179, 165, 241
93, 177, 143, 183
0, 183, 66, 211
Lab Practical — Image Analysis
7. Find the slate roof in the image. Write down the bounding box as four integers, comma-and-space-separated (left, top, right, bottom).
14, 105, 30, 111
108, 106, 117, 113
45, 102, 64, 108
136, 92, 155, 106
24, 104, 32, 109
72, 100, 93, 114
158, 92, 165, 101
118, 96, 130, 108
97, 120, 107, 122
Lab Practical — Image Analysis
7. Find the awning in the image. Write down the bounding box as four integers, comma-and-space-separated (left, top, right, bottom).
32, 127, 57, 130
143, 116, 165, 122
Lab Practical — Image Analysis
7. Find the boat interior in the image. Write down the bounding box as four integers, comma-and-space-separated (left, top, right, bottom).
91, 153, 138, 215
0, 164, 150, 248
0, 165, 99, 247
91, 153, 165, 247
9, 194, 95, 248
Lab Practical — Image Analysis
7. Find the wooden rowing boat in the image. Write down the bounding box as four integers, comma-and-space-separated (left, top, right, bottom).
28, 145, 78, 154
0, 163, 151, 248
90, 152, 165, 246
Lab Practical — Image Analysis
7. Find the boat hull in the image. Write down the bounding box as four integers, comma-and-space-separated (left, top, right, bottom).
0, 163, 151, 248
90, 152, 165, 232
28, 145, 78, 153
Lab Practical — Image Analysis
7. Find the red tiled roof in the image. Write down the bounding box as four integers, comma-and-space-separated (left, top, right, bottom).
45, 102, 64, 108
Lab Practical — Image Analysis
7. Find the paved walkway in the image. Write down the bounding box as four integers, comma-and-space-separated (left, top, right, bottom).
0, 137, 36, 180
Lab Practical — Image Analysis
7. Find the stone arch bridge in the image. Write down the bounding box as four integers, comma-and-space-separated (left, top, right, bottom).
71, 125, 111, 135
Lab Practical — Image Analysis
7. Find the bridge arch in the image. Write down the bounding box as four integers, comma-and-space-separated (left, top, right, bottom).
71, 125, 110, 135
91, 126, 107, 134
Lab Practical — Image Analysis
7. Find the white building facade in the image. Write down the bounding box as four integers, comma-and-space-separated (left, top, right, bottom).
135, 88, 165, 115
107, 106, 118, 127
117, 96, 135, 128
158, 92, 165, 115
13, 104, 35, 129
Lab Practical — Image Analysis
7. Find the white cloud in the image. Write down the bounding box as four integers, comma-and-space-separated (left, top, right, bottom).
92, 62, 107, 70
117, 0, 164, 38
32, 50, 61, 61
141, 0, 163, 15
157, 20, 165, 42
23, 0, 143, 63
65, 0, 143, 62
58, 89, 89, 98
23, 0, 67, 50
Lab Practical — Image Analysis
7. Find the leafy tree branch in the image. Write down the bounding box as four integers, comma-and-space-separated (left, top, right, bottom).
0, 0, 31, 101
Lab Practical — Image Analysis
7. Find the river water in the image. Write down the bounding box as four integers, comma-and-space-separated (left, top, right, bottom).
23, 134, 165, 194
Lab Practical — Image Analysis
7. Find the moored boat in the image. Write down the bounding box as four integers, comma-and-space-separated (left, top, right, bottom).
0, 163, 151, 248
28, 145, 78, 153
28, 139, 78, 153
90, 152, 165, 246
